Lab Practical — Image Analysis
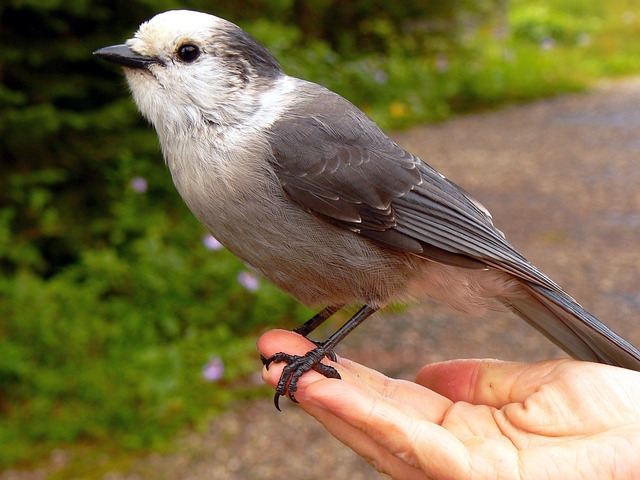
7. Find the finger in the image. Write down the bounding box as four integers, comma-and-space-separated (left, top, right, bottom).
337, 358, 453, 423
257, 328, 315, 360
307, 379, 471, 479
298, 388, 428, 479
258, 330, 432, 477
258, 328, 420, 402
416, 358, 571, 407
258, 329, 452, 421
258, 329, 336, 398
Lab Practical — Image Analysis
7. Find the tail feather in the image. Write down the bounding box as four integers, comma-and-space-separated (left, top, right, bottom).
503, 282, 640, 371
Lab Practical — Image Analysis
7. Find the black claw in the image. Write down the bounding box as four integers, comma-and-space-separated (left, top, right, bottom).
313, 362, 341, 379
264, 352, 289, 371
267, 305, 377, 411
265, 346, 341, 411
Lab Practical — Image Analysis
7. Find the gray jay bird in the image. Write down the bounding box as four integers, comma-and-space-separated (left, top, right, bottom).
95, 10, 640, 408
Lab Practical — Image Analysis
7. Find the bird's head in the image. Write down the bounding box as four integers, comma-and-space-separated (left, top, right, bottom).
95, 10, 283, 131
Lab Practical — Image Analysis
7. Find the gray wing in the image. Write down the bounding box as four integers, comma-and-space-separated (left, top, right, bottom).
266, 86, 559, 289
265, 85, 640, 370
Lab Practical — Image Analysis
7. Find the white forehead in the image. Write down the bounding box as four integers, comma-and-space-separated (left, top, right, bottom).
127, 10, 231, 55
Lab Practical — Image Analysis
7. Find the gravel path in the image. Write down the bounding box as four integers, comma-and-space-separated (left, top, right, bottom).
4, 79, 640, 480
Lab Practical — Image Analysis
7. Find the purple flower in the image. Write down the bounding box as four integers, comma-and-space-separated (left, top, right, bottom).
237, 271, 259, 292
202, 233, 223, 251
540, 37, 555, 50
577, 33, 591, 47
202, 356, 224, 382
130, 176, 148, 193
435, 54, 449, 73
373, 70, 388, 85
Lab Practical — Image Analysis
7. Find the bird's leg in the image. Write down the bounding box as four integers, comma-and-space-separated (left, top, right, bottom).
259, 305, 345, 367
265, 304, 378, 410
293, 304, 344, 337
292, 304, 344, 361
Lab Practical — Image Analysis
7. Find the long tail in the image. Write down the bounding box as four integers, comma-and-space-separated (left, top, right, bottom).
503, 282, 640, 371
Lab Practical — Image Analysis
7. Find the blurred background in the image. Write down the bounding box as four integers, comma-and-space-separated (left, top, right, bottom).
1, 0, 640, 476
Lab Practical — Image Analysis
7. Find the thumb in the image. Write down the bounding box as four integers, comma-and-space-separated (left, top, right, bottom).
415, 358, 568, 407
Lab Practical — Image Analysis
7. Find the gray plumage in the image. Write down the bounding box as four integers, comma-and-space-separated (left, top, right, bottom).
95, 10, 640, 374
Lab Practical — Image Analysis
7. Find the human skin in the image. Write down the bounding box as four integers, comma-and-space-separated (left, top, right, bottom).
259, 329, 640, 479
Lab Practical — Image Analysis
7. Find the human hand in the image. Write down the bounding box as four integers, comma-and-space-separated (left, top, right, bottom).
258, 329, 640, 479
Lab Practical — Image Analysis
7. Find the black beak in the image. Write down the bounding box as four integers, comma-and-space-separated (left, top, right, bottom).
94, 44, 162, 69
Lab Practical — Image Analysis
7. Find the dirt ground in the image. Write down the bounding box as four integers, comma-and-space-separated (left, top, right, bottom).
3, 78, 640, 479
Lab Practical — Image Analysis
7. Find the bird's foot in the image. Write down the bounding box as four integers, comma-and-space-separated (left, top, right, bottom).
306, 338, 337, 361
264, 346, 341, 411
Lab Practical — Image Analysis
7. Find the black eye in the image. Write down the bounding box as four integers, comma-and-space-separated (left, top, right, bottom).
177, 44, 200, 62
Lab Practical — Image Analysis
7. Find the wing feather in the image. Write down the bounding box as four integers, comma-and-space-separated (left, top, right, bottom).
267, 85, 560, 287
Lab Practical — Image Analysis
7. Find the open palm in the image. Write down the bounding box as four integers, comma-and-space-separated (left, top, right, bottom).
259, 330, 640, 479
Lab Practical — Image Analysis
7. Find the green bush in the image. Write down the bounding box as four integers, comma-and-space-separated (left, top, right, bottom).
0, 159, 309, 466
511, 3, 602, 45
